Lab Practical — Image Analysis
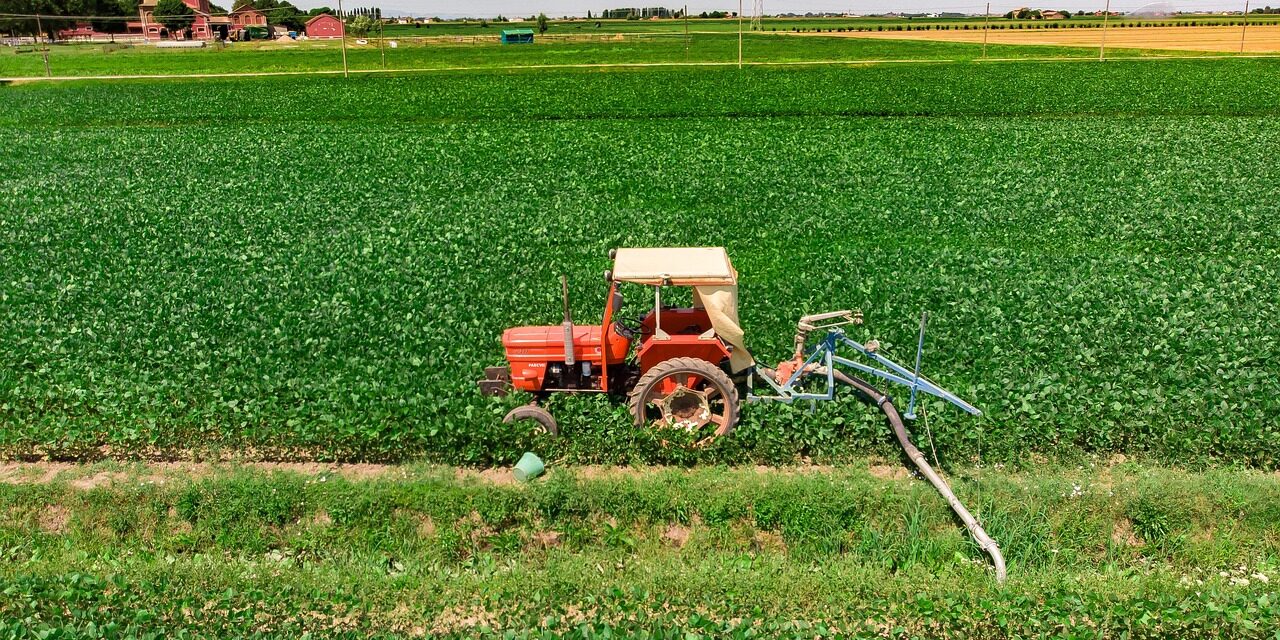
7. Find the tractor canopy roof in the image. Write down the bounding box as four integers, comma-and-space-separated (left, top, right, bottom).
611, 247, 753, 372
610, 247, 736, 286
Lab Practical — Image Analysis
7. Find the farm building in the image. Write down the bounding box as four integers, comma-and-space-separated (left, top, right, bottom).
305, 13, 344, 39
129, 0, 234, 40
56, 22, 106, 39
500, 28, 534, 44
230, 5, 268, 27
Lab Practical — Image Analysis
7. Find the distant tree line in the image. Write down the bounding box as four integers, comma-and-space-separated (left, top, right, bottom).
1003, 8, 1074, 19
0, 0, 137, 37
600, 7, 673, 19
342, 5, 380, 19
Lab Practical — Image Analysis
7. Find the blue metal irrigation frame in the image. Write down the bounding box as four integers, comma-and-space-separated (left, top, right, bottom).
745, 320, 981, 418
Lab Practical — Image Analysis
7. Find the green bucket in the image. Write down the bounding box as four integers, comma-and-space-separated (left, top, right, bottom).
513, 451, 545, 482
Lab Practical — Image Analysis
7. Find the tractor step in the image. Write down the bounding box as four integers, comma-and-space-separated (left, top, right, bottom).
478, 366, 512, 397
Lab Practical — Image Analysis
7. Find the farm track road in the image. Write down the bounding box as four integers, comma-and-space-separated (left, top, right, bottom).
0, 460, 923, 487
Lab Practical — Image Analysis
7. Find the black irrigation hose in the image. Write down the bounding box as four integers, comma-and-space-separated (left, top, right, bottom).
834, 369, 1008, 584
762, 366, 1008, 583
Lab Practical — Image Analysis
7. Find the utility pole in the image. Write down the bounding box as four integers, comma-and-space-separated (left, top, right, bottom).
982, 2, 990, 59
378, 9, 385, 69
337, 0, 349, 77
1099, 0, 1110, 61
737, 0, 742, 68
36, 13, 50, 77
684, 4, 689, 61
1241, 0, 1250, 53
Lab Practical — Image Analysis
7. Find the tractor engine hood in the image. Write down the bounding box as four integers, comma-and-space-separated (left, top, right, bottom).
611, 247, 754, 372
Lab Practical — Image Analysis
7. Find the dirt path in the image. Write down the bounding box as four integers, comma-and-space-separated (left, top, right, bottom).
810, 25, 1280, 54
0, 460, 908, 488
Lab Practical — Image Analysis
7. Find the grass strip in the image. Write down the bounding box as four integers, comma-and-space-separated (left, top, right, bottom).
1, 462, 1277, 636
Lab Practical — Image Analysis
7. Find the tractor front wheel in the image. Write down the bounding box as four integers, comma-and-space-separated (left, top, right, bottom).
503, 404, 558, 436
628, 357, 739, 438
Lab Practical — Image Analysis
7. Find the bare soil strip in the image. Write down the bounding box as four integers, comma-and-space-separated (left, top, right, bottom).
0, 460, 922, 488
811, 25, 1280, 53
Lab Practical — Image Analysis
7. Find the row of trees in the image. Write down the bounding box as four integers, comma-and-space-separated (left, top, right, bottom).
463, 13, 550, 33
0, 0, 138, 37
1003, 8, 1075, 19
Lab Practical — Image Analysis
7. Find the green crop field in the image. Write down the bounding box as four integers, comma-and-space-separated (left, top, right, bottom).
0, 30, 1231, 79
2, 57, 1279, 637
5, 13, 1280, 79
2, 59, 1278, 467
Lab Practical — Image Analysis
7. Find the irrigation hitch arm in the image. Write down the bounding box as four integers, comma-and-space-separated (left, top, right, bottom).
748, 309, 981, 418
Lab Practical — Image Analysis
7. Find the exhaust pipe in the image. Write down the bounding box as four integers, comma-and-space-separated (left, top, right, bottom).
561, 275, 575, 366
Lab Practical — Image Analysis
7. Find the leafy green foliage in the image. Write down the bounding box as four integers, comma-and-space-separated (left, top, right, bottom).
0, 63, 1278, 466
153, 0, 195, 32
0, 31, 1250, 79
347, 14, 376, 37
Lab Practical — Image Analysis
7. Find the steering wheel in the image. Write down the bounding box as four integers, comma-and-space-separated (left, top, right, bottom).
613, 315, 645, 340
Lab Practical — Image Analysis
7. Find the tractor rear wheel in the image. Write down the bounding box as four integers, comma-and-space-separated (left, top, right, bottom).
628, 357, 739, 438
503, 404, 558, 436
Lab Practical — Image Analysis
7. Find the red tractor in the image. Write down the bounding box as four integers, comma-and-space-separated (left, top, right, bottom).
478, 247, 1007, 582
478, 247, 752, 439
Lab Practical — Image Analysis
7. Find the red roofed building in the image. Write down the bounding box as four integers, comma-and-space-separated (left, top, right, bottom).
305, 13, 344, 39
129, 0, 237, 40
230, 5, 267, 27
57, 22, 104, 39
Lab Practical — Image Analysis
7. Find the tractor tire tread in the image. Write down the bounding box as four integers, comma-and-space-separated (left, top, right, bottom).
628, 357, 740, 436
503, 404, 558, 436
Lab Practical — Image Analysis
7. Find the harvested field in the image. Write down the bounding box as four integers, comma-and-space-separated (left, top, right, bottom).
815, 25, 1280, 53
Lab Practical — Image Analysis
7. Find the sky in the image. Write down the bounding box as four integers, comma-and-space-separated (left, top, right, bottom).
285, 0, 1256, 18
